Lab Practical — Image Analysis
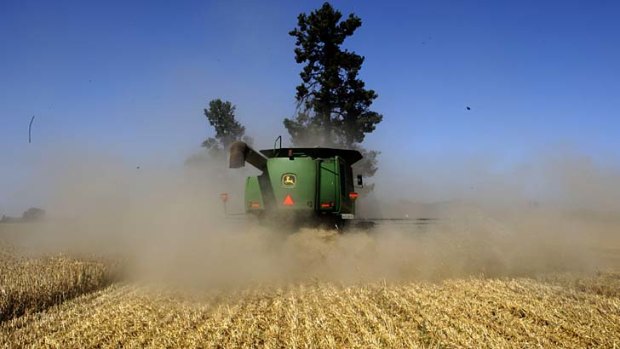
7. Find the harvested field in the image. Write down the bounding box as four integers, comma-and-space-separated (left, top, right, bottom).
1, 209, 619, 348
1, 275, 619, 348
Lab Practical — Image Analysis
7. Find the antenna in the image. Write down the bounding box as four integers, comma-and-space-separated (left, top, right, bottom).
274, 135, 282, 156
28, 115, 35, 143
274, 135, 282, 150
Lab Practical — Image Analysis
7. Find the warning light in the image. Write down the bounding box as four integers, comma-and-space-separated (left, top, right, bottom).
349, 192, 359, 200
220, 193, 229, 202
249, 201, 261, 209
282, 194, 295, 206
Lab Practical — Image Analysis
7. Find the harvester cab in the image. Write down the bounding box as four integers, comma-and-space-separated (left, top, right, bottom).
228, 140, 362, 229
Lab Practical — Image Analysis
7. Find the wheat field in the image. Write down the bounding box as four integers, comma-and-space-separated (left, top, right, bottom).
1, 218, 620, 348
0, 232, 116, 324
0, 254, 113, 323
1, 275, 619, 348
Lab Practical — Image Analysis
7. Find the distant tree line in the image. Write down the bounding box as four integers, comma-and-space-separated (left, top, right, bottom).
0, 207, 45, 223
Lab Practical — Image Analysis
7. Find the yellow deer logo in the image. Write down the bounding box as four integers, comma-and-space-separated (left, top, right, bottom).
282, 174, 296, 187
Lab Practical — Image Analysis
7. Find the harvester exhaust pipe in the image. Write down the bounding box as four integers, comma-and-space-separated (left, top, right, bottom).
229, 141, 268, 171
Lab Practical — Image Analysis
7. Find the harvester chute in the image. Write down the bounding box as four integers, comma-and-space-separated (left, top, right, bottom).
229, 141, 268, 170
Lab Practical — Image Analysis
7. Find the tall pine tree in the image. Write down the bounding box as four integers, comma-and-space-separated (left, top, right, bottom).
284, 2, 382, 148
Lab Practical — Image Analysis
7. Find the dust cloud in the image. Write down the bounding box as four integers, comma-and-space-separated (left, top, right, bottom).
4, 148, 620, 289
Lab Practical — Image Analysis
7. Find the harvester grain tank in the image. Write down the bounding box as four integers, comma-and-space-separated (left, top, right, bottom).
229, 140, 363, 229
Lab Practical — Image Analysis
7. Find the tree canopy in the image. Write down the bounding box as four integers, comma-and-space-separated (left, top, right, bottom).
284, 2, 383, 147
202, 99, 250, 154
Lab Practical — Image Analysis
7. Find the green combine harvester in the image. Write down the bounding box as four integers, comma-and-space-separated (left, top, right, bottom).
229, 139, 365, 230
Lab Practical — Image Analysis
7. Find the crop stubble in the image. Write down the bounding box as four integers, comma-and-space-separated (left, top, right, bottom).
1, 275, 619, 348
1, 218, 620, 348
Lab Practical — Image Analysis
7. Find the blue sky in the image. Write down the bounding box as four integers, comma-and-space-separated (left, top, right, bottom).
1, 0, 619, 212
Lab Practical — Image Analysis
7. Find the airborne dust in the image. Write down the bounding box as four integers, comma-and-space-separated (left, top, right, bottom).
5, 148, 620, 289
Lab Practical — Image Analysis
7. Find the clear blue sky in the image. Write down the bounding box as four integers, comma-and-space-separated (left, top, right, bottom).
1, 0, 619, 212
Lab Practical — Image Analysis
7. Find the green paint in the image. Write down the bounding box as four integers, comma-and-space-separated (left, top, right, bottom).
318, 157, 339, 212
267, 157, 316, 211
244, 176, 264, 211
233, 142, 362, 226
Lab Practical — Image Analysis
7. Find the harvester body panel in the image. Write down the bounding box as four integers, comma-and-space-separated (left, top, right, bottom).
267, 157, 317, 212
244, 176, 265, 211
317, 158, 340, 212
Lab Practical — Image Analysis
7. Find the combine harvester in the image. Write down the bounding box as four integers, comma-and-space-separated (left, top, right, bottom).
226, 138, 436, 231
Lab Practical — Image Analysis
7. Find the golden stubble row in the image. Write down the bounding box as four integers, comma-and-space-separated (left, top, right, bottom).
539, 271, 620, 298
2, 275, 619, 348
0, 253, 115, 323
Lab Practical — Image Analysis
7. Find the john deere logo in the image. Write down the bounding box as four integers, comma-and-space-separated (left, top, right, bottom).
282, 173, 296, 187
